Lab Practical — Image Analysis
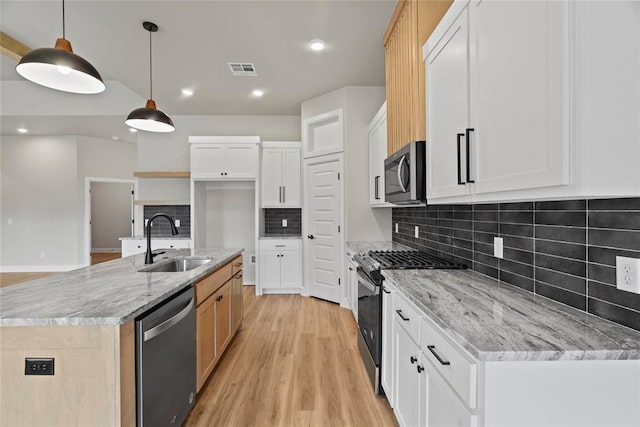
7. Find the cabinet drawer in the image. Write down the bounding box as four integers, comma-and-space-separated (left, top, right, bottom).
195, 262, 232, 305
420, 316, 477, 409
231, 255, 243, 276
393, 290, 422, 344
260, 239, 301, 251
153, 239, 191, 250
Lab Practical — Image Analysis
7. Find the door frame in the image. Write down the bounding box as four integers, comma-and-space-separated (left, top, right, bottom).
302, 152, 344, 300
84, 177, 138, 266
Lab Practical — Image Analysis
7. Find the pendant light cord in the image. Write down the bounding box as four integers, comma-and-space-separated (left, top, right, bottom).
62, 0, 66, 39
149, 28, 153, 100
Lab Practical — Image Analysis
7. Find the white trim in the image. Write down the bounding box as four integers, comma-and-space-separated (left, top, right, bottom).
188, 135, 260, 144
90, 248, 121, 253
0, 265, 84, 273
261, 141, 301, 149
302, 152, 345, 301
84, 177, 137, 267
302, 108, 344, 159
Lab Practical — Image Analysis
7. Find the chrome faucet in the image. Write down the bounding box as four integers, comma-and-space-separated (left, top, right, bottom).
145, 213, 179, 264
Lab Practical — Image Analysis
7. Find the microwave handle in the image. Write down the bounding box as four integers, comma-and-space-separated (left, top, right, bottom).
397, 155, 408, 193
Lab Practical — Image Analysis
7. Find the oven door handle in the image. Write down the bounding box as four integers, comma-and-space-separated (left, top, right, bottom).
356, 267, 379, 293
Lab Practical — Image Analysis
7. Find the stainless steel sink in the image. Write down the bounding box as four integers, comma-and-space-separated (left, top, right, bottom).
139, 257, 211, 273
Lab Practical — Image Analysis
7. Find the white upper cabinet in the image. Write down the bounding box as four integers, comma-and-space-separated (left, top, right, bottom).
369, 102, 393, 207
189, 136, 259, 180
424, 0, 640, 203
261, 142, 301, 208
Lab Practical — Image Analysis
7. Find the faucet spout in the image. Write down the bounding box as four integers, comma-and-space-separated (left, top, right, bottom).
145, 213, 179, 264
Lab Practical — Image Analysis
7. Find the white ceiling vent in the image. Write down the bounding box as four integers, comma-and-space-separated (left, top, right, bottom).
228, 63, 257, 76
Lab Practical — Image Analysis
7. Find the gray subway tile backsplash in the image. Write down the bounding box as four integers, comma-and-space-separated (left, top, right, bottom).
264, 208, 302, 236
392, 197, 640, 332
144, 205, 191, 238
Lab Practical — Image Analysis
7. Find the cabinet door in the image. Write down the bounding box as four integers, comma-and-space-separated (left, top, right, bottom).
226, 145, 257, 178
262, 148, 282, 207
369, 125, 381, 205
281, 250, 302, 288
121, 240, 145, 257
381, 283, 395, 406
191, 145, 226, 178
231, 272, 243, 334
469, 0, 568, 194
214, 282, 231, 356
281, 148, 301, 207
423, 353, 477, 427
196, 295, 216, 391
393, 319, 421, 427
377, 117, 388, 203
425, 5, 471, 200
260, 251, 282, 289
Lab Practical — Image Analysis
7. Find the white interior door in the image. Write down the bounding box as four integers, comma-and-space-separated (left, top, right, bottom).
306, 159, 341, 303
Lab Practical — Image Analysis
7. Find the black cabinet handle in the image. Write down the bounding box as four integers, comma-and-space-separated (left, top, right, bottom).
457, 133, 465, 185
417, 365, 424, 373
307, 234, 315, 240
396, 309, 410, 321
349, 267, 353, 271
410, 356, 417, 364
282, 186, 285, 203
382, 287, 391, 294
427, 345, 451, 366
374, 176, 380, 200
466, 128, 475, 183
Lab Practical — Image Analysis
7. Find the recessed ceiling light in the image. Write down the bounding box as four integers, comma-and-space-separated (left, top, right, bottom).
129, 128, 138, 133
112, 136, 120, 140
309, 39, 325, 51
17, 128, 28, 134
181, 88, 194, 96
252, 89, 264, 97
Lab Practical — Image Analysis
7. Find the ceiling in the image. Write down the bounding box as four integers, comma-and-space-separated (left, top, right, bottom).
0, 0, 394, 141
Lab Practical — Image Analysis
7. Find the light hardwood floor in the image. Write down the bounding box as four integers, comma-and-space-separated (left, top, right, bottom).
0, 253, 121, 288
185, 286, 397, 427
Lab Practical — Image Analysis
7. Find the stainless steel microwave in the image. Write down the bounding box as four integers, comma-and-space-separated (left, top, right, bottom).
384, 141, 426, 204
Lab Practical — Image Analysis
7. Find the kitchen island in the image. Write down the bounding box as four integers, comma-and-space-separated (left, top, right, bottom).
0, 248, 242, 427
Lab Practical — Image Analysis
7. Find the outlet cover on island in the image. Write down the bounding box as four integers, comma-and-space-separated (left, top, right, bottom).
282, 219, 288, 227
616, 256, 640, 294
493, 237, 504, 258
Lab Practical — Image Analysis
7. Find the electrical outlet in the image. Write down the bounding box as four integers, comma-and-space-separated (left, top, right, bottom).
414, 226, 419, 238
25, 358, 54, 375
282, 219, 288, 227
616, 256, 640, 294
493, 237, 504, 259
175, 219, 180, 227
144, 219, 149, 226
250, 255, 256, 264
395, 223, 399, 233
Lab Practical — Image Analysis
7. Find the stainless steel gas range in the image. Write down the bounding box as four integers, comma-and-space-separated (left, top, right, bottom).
353, 250, 466, 395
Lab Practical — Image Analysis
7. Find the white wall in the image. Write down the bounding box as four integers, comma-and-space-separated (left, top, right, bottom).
0, 135, 137, 271
301, 86, 391, 242
91, 182, 132, 251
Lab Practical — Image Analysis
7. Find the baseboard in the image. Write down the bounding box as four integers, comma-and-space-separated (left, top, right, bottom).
262, 287, 303, 294
91, 248, 121, 253
0, 264, 85, 273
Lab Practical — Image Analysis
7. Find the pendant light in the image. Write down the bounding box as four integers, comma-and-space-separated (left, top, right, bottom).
125, 21, 175, 133
15, 0, 105, 94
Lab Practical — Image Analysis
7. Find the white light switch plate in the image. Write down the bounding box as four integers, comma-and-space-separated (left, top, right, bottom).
395, 223, 399, 233
616, 256, 640, 294
175, 219, 180, 227
282, 219, 288, 227
494, 237, 504, 259
414, 226, 419, 238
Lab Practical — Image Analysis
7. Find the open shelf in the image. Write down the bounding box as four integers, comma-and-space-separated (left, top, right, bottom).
133, 171, 190, 178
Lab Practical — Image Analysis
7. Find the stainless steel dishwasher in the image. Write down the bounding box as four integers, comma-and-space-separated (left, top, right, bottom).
136, 286, 196, 426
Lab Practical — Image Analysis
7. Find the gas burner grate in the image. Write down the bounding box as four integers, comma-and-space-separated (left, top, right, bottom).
368, 250, 467, 270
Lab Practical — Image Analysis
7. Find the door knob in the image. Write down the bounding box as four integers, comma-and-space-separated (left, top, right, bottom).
307, 234, 315, 240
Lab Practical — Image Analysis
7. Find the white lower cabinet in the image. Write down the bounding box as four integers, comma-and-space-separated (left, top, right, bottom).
393, 319, 422, 427
345, 252, 358, 320
259, 239, 302, 293
381, 281, 395, 406
121, 239, 191, 258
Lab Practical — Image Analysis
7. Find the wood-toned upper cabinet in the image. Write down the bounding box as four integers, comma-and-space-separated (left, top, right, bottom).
384, 0, 453, 155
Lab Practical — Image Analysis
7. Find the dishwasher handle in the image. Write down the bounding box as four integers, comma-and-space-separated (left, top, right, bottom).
143, 297, 194, 342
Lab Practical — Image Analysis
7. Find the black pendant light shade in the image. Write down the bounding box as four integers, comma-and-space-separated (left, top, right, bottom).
15, 2, 105, 94
126, 21, 175, 133
126, 99, 175, 133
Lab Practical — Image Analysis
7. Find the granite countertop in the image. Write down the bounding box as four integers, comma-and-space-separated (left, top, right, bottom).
0, 248, 242, 327
119, 235, 192, 240
346, 240, 413, 255
383, 269, 640, 362
259, 235, 302, 240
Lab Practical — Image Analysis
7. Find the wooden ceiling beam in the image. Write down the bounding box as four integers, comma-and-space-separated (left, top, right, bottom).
0, 32, 30, 62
